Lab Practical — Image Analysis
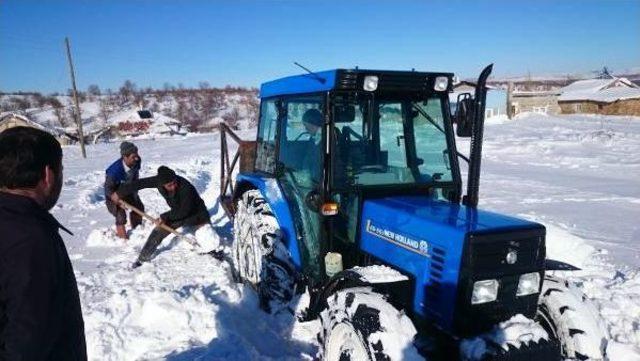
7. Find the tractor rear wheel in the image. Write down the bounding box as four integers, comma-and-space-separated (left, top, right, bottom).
319, 287, 422, 361
537, 274, 608, 360
232, 190, 295, 311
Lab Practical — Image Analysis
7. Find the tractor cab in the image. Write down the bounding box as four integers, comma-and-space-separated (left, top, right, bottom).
247, 69, 465, 281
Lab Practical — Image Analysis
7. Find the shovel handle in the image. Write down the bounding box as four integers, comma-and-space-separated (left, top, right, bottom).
118, 199, 194, 244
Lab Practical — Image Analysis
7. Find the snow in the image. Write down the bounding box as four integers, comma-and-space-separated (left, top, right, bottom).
49, 113, 640, 359
460, 314, 549, 360
351, 265, 409, 283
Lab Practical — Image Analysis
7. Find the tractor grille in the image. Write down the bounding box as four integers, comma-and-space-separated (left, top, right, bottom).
424, 245, 447, 317
469, 234, 544, 278
453, 228, 546, 335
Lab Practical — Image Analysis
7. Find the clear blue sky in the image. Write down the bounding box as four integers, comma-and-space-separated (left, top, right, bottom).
1, 0, 639, 93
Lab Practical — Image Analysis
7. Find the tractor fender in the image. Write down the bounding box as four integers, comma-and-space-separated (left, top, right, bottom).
545, 259, 581, 271
302, 266, 412, 321
233, 174, 304, 271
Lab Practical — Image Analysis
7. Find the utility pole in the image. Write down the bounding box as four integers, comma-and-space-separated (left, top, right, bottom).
506, 82, 514, 120
65, 37, 86, 158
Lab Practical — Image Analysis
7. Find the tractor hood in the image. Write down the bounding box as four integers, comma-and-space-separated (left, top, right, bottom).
358, 196, 544, 333
363, 196, 539, 235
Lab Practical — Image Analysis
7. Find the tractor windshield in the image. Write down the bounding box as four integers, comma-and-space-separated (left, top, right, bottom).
332, 93, 454, 189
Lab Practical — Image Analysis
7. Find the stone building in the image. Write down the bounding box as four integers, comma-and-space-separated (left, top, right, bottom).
510, 90, 562, 115
558, 77, 640, 116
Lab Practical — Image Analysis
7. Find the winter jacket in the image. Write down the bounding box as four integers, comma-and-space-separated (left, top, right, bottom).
117, 175, 209, 224
104, 158, 140, 198
0, 192, 87, 361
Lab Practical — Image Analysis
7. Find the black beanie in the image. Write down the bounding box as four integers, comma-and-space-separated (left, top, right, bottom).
120, 141, 138, 156
302, 109, 323, 127
157, 166, 176, 184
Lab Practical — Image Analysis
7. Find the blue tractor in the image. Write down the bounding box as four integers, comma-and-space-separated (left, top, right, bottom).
218, 65, 608, 360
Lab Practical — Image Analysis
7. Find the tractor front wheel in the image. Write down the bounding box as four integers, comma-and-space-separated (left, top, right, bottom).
232, 189, 295, 311
537, 274, 608, 360
319, 288, 422, 361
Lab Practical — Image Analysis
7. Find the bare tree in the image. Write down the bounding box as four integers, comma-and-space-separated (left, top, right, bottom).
118, 80, 137, 104
87, 84, 101, 96
201, 91, 224, 122
32, 92, 48, 108
46, 97, 67, 127
7, 97, 31, 111
245, 96, 260, 128
222, 107, 241, 130
98, 96, 115, 123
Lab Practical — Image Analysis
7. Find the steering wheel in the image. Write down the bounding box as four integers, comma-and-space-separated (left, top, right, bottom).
294, 132, 311, 141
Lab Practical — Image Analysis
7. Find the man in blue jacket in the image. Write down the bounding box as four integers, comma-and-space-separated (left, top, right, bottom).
0, 127, 86, 360
104, 141, 144, 239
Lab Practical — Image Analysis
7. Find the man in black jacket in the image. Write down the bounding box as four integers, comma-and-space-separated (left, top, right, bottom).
111, 166, 209, 268
0, 127, 87, 360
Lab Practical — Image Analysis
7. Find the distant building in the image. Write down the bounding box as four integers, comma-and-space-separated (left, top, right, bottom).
108, 109, 185, 137
510, 90, 562, 115
451, 82, 507, 118
558, 77, 640, 116
0, 112, 71, 145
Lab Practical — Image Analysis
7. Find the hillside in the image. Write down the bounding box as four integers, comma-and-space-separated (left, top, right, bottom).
0, 86, 259, 137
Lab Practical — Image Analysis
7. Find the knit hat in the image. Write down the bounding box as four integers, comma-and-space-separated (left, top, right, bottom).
157, 166, 176, 184
120, 141, 138, 157
302, 109, 323, 127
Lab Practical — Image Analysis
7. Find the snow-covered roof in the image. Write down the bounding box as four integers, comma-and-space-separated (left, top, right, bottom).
558, 77, 640, 103
0, 112, 64, 136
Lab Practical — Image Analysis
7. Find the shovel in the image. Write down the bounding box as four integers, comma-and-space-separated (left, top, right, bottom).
118, 199, 201, 248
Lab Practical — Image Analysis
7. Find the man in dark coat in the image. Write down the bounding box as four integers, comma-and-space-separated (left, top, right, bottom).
0, 127, 87, 361
301, 108, 323, 184
104, 141, 144, 239
111, 166, 209, 268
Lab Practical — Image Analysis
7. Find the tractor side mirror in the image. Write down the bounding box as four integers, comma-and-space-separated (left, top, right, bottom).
305, 190, 322, 213
454, 93, 474, 138
335, 105, 356, 123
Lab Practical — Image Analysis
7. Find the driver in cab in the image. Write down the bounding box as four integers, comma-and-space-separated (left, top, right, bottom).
301, 109, 323, 183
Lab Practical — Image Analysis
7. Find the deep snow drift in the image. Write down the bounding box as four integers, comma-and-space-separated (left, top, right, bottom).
53, 113, 640, 360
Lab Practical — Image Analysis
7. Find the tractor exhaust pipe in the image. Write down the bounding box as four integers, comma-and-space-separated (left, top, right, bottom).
463, 64, 493, 208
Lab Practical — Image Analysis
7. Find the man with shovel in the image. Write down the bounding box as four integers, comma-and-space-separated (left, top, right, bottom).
110, 166, 211, 268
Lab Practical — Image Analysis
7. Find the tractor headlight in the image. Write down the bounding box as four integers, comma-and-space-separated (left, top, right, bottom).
434, 76, 449, 91
517, 272, 541, 297
363, 76, 379, 91
471, 279, 499, 304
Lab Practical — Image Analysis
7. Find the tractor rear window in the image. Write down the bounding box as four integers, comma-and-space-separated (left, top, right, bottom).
333, 96, 454, 188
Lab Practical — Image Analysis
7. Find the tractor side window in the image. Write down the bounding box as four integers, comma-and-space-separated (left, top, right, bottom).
412, 98, 453, 182
255, 99, 279, 173
278, 96, 324, 184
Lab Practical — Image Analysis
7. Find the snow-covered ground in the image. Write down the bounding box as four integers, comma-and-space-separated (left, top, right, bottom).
54, 113, 640, 360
